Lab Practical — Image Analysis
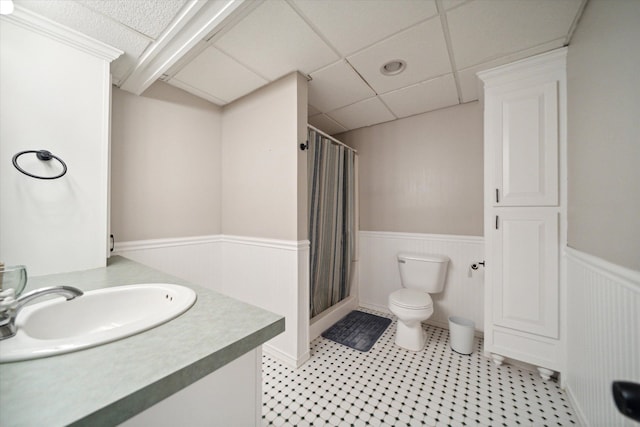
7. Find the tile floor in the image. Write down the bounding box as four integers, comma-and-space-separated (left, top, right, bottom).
262, 309, 577, 427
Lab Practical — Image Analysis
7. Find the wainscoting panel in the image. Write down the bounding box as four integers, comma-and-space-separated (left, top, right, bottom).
358, 231, 485, 332
565, 247, 640, 426
115, 235, 310, 367
221, 236, 310, 367
113, 236, 222, 290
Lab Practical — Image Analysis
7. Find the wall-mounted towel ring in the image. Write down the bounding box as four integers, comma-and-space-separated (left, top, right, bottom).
12, 150, 67, 180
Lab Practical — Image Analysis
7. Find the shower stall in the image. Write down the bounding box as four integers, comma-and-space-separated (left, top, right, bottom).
306, 125, 358, 339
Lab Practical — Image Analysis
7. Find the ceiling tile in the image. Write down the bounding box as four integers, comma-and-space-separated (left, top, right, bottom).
327, 97, 395, 131
290, 0, 437, 56
111, 57, 138, 85
447, 0, 584, 69
172, 46, 267, 103
380, 74, 459, 118
214, 0, 339, 80
16, 0, 150, 82
14, 0, 589, 132
77, 0, 187, 39
166, 79, 227, 105
308, 60, 376, 112
16, 1, 152, 52
347, 18, 451, 94
308, 114, 347, 135
308, 104, 321, 116
457, 39, 566, 103
441, 0, 470, 11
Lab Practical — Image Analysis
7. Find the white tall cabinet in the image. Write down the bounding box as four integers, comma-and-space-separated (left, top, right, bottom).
478, 49, 566, 380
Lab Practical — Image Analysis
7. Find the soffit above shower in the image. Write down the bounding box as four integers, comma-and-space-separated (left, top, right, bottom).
13, 0, 587, 134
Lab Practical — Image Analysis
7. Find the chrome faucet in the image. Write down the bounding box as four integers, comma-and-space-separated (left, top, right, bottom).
0, 286, 83, 340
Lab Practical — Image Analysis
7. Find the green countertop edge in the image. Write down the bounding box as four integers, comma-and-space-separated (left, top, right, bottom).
71, 318, 285, 427
0, 256, 285, 427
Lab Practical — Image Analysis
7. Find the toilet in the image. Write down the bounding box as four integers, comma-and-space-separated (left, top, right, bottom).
388, 253, 449, 351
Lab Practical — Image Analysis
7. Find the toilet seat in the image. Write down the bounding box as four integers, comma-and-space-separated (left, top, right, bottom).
389, 289, 433, 310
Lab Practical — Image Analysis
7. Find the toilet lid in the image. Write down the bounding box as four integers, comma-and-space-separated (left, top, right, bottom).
390, 289, 433, 309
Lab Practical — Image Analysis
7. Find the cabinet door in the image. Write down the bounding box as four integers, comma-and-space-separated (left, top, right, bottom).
492, 209, 558, 338
489, 81, 558, 206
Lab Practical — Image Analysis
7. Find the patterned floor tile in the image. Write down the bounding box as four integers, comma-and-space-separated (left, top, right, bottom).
262, 308, 577, 426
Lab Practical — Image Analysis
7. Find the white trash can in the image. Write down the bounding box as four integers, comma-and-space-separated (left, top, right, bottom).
448, 316, 475, 355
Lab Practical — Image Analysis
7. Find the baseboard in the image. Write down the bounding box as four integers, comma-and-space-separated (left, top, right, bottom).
359, 302, 390, 314
263, 343, 310, 368
565, 383, 589, 427
359, 302, 484, 340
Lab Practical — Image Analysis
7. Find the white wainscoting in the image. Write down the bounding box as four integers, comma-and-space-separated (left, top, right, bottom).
358, 231, 485, 333
221, 236, 310, 367
565, 247, 640, 427
114, 236, 222, 289
114, 235, 310, 367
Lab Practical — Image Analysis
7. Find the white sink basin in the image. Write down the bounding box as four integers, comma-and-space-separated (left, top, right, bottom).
0, 283, 196, 362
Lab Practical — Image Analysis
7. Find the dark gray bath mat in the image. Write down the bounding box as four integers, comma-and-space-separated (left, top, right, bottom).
322, 310, 392, 352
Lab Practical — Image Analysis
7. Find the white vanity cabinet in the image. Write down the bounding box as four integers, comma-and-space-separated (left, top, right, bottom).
479, 48, 566, 380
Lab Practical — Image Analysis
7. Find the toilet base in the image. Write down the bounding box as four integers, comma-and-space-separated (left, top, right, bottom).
395, 320, 426, 351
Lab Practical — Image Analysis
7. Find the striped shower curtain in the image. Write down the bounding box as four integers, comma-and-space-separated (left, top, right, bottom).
308, 128, 356, 318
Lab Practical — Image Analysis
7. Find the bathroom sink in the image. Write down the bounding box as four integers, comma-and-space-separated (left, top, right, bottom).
0, 283, 196, 362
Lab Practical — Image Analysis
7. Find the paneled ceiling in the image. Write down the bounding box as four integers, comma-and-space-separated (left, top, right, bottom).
13, 0, 587, 134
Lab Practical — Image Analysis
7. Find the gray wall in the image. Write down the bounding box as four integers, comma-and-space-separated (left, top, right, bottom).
567, 0, 640, 270
111, 75, 308, 244
221, 72, 307, 241
338, 102, 483, 236
111, 82, 222, 241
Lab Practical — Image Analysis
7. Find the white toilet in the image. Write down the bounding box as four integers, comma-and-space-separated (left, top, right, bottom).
388, 253, 449, 351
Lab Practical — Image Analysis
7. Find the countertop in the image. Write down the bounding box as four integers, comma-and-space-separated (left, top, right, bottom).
0, 256, 285, 426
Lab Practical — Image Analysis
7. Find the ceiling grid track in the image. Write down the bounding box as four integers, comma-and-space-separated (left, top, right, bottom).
285, 0, 342, 62
436, 0, 464, 104
162, 0, 266, 83
15, 0, 589, 133
314, 56, 398, 127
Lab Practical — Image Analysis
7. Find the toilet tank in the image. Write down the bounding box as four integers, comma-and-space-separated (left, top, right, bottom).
397, 253, 449, 293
